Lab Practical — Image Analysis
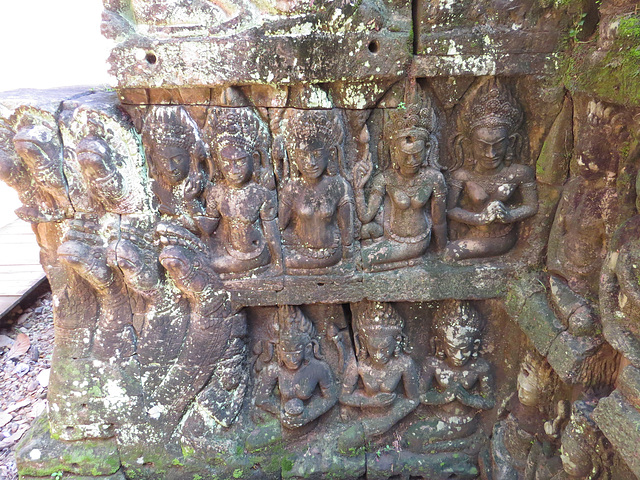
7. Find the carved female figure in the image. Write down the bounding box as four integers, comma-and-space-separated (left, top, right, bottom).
445, 78, 538, 261
339, 301, 420, 446
353, 86, 447, 270
278, 109, 355, 273
406, 300, 495, 452
142, 106, 207, 230
255, 305, 337, 430
492, 350, 566, 480
193, 106, 282, 277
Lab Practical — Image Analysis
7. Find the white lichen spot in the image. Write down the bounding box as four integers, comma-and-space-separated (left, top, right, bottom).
29, 449, 41, 461
137, 457, 145, 465
148, 404, 166, 420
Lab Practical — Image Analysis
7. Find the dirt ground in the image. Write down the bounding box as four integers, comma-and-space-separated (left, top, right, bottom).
0, 291, 54, 480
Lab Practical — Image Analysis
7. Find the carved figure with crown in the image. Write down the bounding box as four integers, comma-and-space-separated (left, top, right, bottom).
405, 300, 494, 455
278, 109, 355, 274
142, 106, 208, 232
190, 105, 282, 277
254, 305, 337, 430
445, 78, 538, 261
8, 107, 74, 223
353, 81, 447, 271
338, 301, 420, 448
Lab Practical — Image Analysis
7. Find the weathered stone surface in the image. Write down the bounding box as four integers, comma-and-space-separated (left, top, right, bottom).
594, 390, 640, 477
3, 0, 640, 478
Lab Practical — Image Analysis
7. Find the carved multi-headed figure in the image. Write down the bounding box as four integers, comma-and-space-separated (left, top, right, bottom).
406, 300, 495, 453
446, 78, 538, 261
354, 82, 447, 271
10, 107, 73, 222
278, 109, 355, 273
339, 301, 420, 448
196, 105, 282, 277
255, 305, 337, 430
142, 106, 207, 230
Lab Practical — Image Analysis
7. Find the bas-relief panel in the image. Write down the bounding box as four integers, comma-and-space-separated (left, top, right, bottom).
1, 73, 638, 480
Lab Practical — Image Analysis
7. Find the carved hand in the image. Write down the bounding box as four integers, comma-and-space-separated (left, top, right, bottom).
353, 156, 373, 190
184, 172, 203, 202
369, 392, 397, 408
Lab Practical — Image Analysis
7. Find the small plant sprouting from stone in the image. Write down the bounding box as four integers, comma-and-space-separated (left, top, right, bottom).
397, 102, 406, 110
51, 472, 63, 480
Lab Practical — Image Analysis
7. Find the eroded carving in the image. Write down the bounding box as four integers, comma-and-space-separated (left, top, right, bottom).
339, 301, 419, 448
353, 82, 447, 271
254, 305, 337, 430
406, 300, 494, 454
277, 108, 355, 274
492, 350, 566, 480
446, 78, 538, 261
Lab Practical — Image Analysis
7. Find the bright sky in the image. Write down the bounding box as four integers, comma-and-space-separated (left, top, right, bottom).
0, 1, 113, 227
0, 1, 113, 92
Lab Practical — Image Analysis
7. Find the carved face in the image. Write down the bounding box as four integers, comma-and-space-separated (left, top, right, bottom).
278, 337, 308, 370
362, 332, 397, 366
442, 331, 479, 368
151, 144, 190, 185
560, 425, 594, 478
218, 145, 253, 187
516, 359, 542, 407
393, 132, 426, 176
14, 139, 65, 189
471, 125, 510, 172
293, 139, 330, 180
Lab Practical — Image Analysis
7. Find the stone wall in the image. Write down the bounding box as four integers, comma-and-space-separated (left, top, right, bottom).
1, 0, 640, 478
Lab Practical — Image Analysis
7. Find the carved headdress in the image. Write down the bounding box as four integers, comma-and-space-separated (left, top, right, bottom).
274, 305, 322, 361
280, 108, 346, 178
468, 78, 523, 133
354, 301, 407, 358
433, 300, 485, 359
383, 79, 441, 170
452, 78, 524, 170
143, 106, 205, 154
205, 104, 273, 187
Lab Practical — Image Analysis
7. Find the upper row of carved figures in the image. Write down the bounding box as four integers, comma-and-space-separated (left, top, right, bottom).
0, 78, 538, 276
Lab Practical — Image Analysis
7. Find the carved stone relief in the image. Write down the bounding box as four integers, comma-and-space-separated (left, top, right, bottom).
5, 2, 640, 474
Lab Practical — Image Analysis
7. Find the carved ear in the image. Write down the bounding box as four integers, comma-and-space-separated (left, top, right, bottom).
508, 132, 522, 163
473, 338, 481, 357
353, 332, 362, 359
427, 133, 442, 170
452, 134, 466, 171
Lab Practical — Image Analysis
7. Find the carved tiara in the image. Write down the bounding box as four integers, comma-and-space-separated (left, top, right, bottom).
357, 301, 404, 334
208, 107, 264, 153
282, 109, 343, 149
276, 305, 316, 342
144, 106, 200, 151
468, 78, 522, 132
388, 94, 436, 140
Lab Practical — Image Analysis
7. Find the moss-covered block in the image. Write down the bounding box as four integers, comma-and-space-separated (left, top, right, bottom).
593, 390, 640, 477
546, 331, 601, 385
15, 415, 121, 478
508, 287, 565, 355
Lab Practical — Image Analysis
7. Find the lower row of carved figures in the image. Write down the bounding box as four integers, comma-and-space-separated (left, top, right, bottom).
246, 302, 609, 480
0, 79, 538, 278
47, 208, 609, 479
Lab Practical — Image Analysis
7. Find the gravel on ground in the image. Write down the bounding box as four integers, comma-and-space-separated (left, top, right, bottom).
0, 292, 54, 480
